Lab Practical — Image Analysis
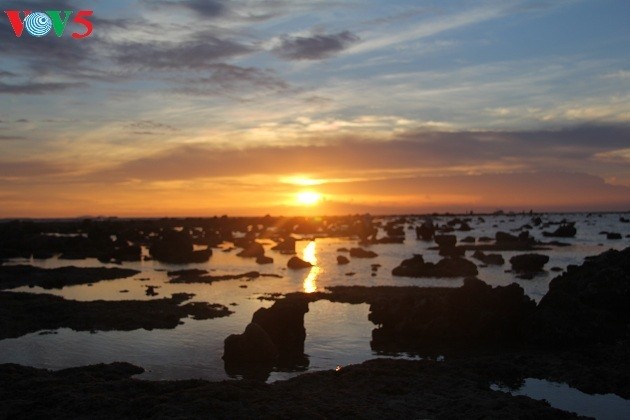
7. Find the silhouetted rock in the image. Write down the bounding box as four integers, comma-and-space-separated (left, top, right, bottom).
0, 292, 232, 339
369, 278, 536, 351
510, 254, 549, 273
349, 248, 378, 258
287, 256, 313, 269
223, 322, 279, 364
415, 220, 435, 240
237, 242, 265, 258
460, 236, 476, 243
471, 251, 505, 265
256, 255, 274, 265
435, 234, 457, 248
607, 232, 622, 240
271, 237, 296, 254
0, 265, 139, 290
337, 255, 350, 265
149, 229, 212, 264
528, 247, 630, 345
392, 254, 478, 278
543, 223, 577, 238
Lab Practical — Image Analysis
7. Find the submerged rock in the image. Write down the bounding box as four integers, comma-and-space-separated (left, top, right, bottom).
349, 248, 378, 258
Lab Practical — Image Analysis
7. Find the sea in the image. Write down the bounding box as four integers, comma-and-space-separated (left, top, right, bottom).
0, 212, 627, 386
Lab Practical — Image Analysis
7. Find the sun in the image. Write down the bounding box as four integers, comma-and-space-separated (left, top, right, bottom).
296, 191, 322, 206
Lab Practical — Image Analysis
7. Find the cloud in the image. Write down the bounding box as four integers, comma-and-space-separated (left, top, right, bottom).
113, 32, 253, 70
0, 160, 67, 178
0, 81, 86, 95
172, 63, 290, 96
140, 0, 227, 18
87, 124, 630, 183
272, 31, 360, 60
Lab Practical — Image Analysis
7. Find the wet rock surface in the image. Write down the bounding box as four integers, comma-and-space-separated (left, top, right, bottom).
0, 291, 232, 339
0, 265, 140, 290
0, 358, 585, 419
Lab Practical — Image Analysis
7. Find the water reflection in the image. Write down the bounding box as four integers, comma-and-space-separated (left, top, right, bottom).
302, 241, 320, 293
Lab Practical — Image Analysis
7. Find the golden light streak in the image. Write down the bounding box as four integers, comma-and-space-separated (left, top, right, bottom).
302, 241, 320, 293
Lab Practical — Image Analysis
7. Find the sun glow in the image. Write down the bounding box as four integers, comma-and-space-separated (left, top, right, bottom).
296, 191, 322, 206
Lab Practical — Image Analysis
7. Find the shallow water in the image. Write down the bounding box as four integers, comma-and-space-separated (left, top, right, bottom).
0, 213, 627, 383
491, 378, 630, 419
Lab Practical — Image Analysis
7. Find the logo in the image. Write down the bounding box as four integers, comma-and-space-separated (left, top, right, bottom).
4, 10, 93, 38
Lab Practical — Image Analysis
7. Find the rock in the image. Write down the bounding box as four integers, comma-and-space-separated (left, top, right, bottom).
392, 255, 478, 278
256, 255, 274, 265
528, 247, 630, 345
471, 251, 504, 265
149, 229, 212, 264
287, 256, 313, 269
509, 254, 549, 273
145, 285, 159, 296
237, 242, 265, 258
337, 255, 350, 265
460, 236, 475, 243
415, 220, 435, 240
349, 248, 378, 258
478, 236, 493, 243
607, 232, 622, 240
543, 223, 577, 238
369, 278, 536, 350
251, 298, 309, 362
223, 322, 279, 364
434, 235, 457, 248
271, 237, 296, 254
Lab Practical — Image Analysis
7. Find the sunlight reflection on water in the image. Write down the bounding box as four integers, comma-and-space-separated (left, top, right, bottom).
302, 241, 321, 293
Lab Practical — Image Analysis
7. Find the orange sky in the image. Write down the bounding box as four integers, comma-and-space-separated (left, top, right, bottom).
1, 2, 630, 217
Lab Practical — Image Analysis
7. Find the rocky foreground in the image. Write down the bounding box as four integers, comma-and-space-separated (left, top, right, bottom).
0, 354, 599, 419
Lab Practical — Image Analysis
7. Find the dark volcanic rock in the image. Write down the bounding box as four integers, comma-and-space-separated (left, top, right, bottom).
471, 250, 505, 265
237, 241, 265, 258
607, 232, 622, 240
460, 236, 476, 243
434, 234, 457, 248
287, 256, 313, 269
149, 229, 212, 264
349, 247, 378, 258
169, 271, 280, 284
369, 278, 536, 351
271, 237, 296, 254
392, 254, 478, 278
0, 292, 232, 339
224, 297, 309, 374
0, 358, 580, 419
510, 254, 549, 273
256, 255, 274, 265
528, 247, 630, 346
543, 223, 577, 238
223, 322, 279, 364
337, 255, 350, 265
0, 265, 139, 290
415, 220, 435, 240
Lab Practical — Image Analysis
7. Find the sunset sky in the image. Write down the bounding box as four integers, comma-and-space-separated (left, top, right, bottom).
1, 0, 629, 217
